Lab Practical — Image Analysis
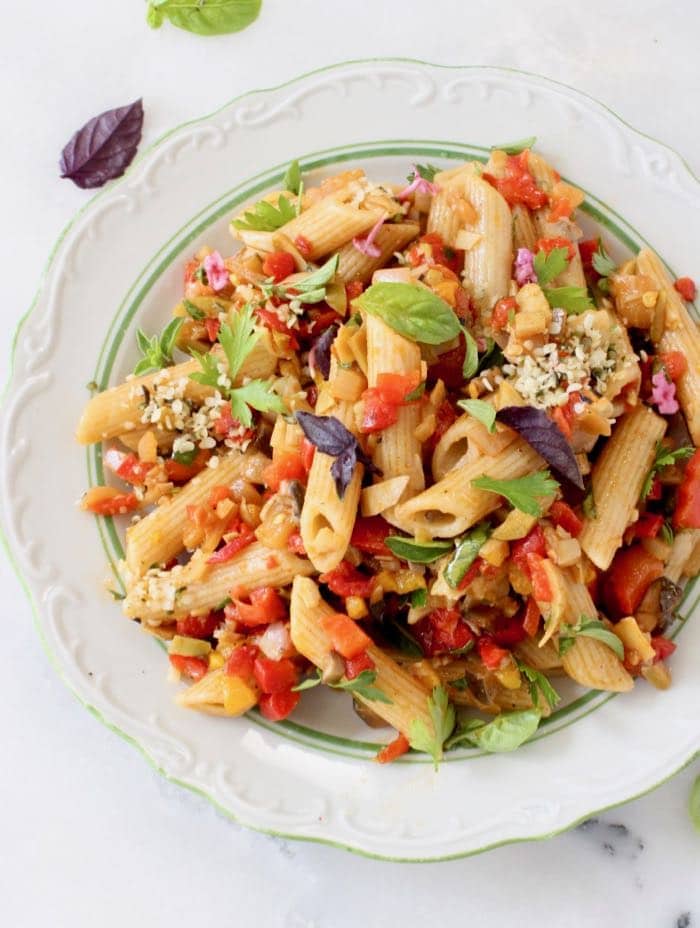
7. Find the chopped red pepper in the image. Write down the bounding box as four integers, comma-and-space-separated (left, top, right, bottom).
225, 587, 286, 628
492, 296, 517, 330
345, 280, 364, 301
262, 250, 296, 283
511, 525, 547, 577
407, 232, 463, 275
633, 513, 664, 539
259, 689, 300, 721
578, 238, 600, 278
673, 449, 700, 530
286, 531, 306, 556
204, 317, 221, 342
84, 490, 138, 516
320, 612, 372, 659
425, 399, 458, 456
659, 351, 687, 382
253, 656, 298, 694
224, 644, 258, 680
549, 500, 584, 537
344, 650, 375, 680
301, 438, 315, 473
262, 452, 307, 492
673, 277, 696, 301
207, 524, 256, 564
491, 614, 528, 648
319, 561, 375, 598
426, 339, 466, 389
255, 307, 299, 349
477, 635, 510, 670
169, 654, 208, 681
412, 607, 474, 657
176, 612, 222, 639
522, 596, 541, 637
350, 516, 392, 556
112, 452, 153, 486
294, 235, 313, 259
603, 543, 665, 617
483, 152, 548, 209
651, 635, 676, 663
164, 448, 211, 483
208, 485, 234, 508
547, 195, 574, 222
360, 372, 422, 434
534, 236, 576, 261
376, 732, 410, 764
527, 553, 553, 602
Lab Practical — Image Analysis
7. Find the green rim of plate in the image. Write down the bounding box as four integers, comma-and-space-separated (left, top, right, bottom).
1, 60, 698, 861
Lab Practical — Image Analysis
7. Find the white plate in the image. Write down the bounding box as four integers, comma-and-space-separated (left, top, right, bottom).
2, 60, 699, 862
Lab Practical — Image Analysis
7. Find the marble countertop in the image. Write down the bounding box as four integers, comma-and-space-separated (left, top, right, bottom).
1, 1, 698, 924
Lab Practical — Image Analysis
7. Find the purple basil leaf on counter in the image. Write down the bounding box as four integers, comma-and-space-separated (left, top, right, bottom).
496, 405, 584, 490
59, 99, 144, 189
309, 323, 339, 379
296, 411, 377, 498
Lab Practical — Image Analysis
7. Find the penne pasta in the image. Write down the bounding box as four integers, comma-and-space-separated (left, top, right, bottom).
336, 222, 419, 283
276, 199, 384, 261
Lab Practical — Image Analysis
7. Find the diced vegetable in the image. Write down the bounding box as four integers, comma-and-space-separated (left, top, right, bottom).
320, 612, 372, 659
603, 544, 665, 617
673, 450, 700, 530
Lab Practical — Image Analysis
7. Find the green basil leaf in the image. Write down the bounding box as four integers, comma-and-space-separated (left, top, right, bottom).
462, 328, 479, 378
353, 282, 461, 345
476, 337, 504, 374
385, 536, 453, 564
559, 616, 624, 661
283, 159, 302, 195
457, 398, 496, 433
492, 136, 537, 155
443, 522, 491, 589
146, 0, 261, 36
447, 709, 541, 753
293, 253, 339, 293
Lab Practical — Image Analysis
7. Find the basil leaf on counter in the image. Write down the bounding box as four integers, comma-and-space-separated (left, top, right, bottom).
457, 398, 496, 433
59, 99, 143, 189
146, 0, 261, 35
443, 522, 491, 589
385, 536, 453, 564
446, 709, 541, 753
353, 282, 461, 345
496, 405, 584, 489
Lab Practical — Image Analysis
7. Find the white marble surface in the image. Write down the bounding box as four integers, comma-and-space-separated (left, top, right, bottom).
1, 1, 698, 924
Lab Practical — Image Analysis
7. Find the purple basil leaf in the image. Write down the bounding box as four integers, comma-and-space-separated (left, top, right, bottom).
330, 448, 357, 499
296, 411, 355, 457
496, 405, 584, 490
59, 99, 144, 189
310, 323, 338, 379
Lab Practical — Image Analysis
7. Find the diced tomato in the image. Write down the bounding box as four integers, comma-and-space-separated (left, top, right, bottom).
208, 485, 233, 508
419, 232, 463, 275
659, 351, 688, 382
483, 152, 548, 209
297, 307, 342, 340
350, 516, 392, 556
603, 543, 665, 617
550, 391, 579, 442
226, 587, 287, 628
287, 531, 306, 555
534, 236, 576, 261
344, 650, 375, 680
427, 339, 466, 389
673, 277, 697, 302
301, 438, 315, 473
319, 561, 375, 598
253, 656, 298, 694
176, 612, 222, 639
224, 644, 258, 680
527, 553, 552, 602
204, 317, 221, 342
294, 235, 313, 258
578, 238, 600, 278
360, 372, 421, 434
164, 448, 211, 483
477, 635, 509, 670
262, 250, 296, 283
548, 195, 574, 222
259, 689, 300, 721
84, 491, 138, 516
169, 654, 208, 681
522, 596, 541, 637
376, 372, 421, 404
212, 401, 237, 438
255, 307, 299, 349
651, 635, 677, 663
262, 452, 306, 492
548, 501, 584, 537
207, 524, 256, 564
112, 452, 153, 486
492, 296, 517, 330
376, 732, 410, 764
320, 612, 372, 659
412, 607, 474, 657
491, 614, 527, 648
345, 280, 364, 301
633, 512, 664, 539
455, 286, 473, 324
673, 449, 700, 530
511, 525, 547, 577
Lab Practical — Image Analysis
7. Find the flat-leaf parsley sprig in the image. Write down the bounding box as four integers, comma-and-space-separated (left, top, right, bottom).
133, 317, 184, 375
189, 303, 286, 428
408, 685, 455, 769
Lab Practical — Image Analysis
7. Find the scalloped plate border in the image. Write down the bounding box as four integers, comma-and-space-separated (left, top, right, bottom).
1, 60, 699, 862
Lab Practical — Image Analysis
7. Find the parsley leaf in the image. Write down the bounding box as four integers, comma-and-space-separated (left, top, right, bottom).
592, 242, 617, 278
188, 349, 221, 389
471, 470, 559, 517
533, 246, 570, 286
462, 328, 479, 378
457, 398, 496, 433
408, 163, 439, 182
133, 317, 184, 375
218, 303, 259, 382
492, 136, 537, 155
408, 685, 455, 769
559, 616, 624, 660
232, 194, 296, 232
229, 380, 286, 428
283, 159, 302, 195
515, 660, 561, 710
640, 442, 694, 499
542, 286, 595, 315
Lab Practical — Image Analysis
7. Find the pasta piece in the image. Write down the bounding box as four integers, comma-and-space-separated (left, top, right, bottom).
124, 542, 314, 622
395, 438, 542, 538
300, 397, 362, 573
125, 451, 268, 577
514, 636, 562, 671
427, 165, 478, 248
360, 475, 410, 517
365, 314, 424, 527
176, 669, 258, 717
290, 577, 434, 737
76, 337, 276, 445
579, 405, 666, 570
636, 247, 700, 444
664, 528, 700, 584
432, 413, 516, 482
461, 172, 512, 317
511, 204, 538, 252
275, 199, 384, 261
336, 222, 419, 283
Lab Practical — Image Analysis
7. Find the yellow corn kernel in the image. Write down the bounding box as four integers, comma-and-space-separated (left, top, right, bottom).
345, 596, 368, 619
222, 676, 258, 716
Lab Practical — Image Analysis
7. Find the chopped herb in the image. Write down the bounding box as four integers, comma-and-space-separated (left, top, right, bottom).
641, 442, 694, 499
444, 523, 491, 589
232, 194, 296, 232
408, 685, 455, 769
183, 299, 206, 320
462, 328, 479, 378
172, 447, 199, 466
134, 317, 184, 376
492, 136, 537, 155
559, 616, 624, 660
533, 246, 570, 286
408, 163, 439, 183
446, 708, 541, 753
471, 470, 559, 517
283, 158, 302, 195
457, 398, 496, 433
542, 285, 595, 315
292, 668, 392, 703
405, 381, 426, 402
385, 536, 453, 564
410, 587, 428, 608
592, 242, 617, 279
516, 660, 561, 710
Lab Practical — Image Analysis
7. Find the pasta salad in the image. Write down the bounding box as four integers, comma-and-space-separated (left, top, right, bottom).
78, 143, 700, 764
